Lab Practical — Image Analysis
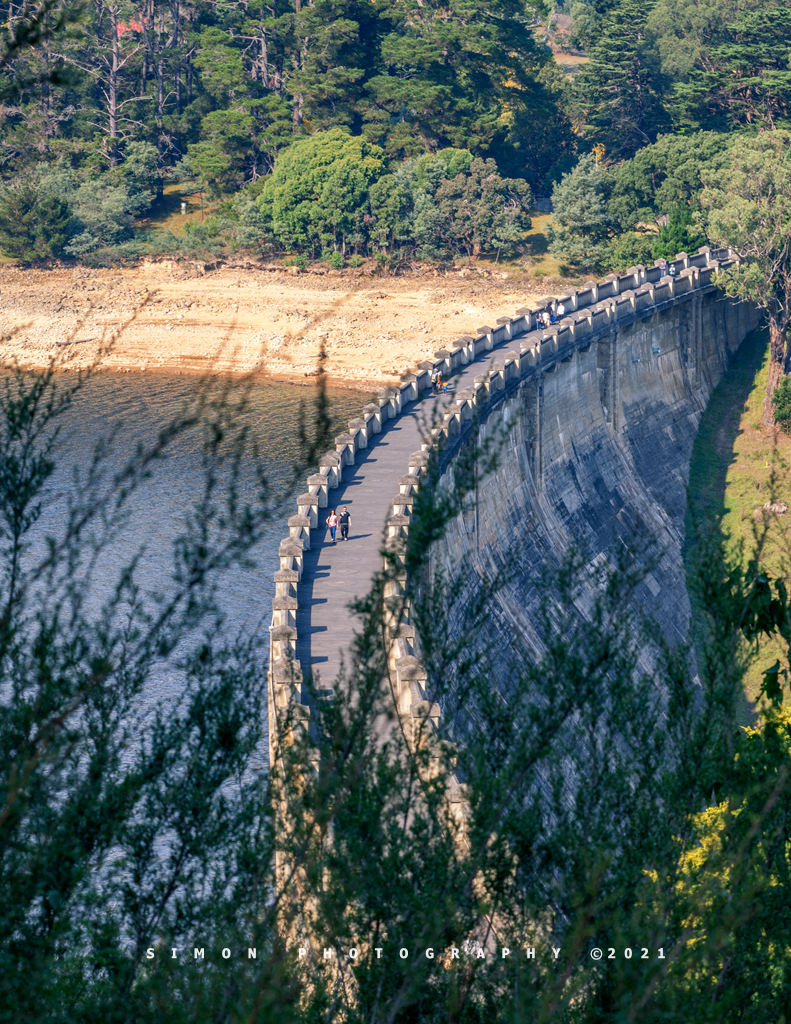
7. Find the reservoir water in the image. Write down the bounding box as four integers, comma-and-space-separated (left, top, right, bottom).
18, 370, 370, 753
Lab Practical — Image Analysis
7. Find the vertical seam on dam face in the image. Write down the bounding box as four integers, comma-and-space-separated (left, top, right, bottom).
267, 248, 761, 763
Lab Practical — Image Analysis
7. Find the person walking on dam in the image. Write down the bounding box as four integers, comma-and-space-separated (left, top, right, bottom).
326, 509, 338, 544
339, 506, 351, 541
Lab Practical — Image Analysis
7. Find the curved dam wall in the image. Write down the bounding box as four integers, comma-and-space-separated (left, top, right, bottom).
267, 247, 760, 762
421, 271, 759, 719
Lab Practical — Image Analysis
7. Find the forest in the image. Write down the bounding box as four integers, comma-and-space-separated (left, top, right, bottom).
1, 0, 789, 270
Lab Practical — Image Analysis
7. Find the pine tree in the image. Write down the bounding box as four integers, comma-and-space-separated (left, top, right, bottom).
649, 0, 791, 132
0, 176, 72, 259
575, 0, 666, 159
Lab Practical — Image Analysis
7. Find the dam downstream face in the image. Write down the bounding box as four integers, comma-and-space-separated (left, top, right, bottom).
424, 291, 761, 717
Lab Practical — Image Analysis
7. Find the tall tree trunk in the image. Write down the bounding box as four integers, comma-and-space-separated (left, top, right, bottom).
108, 5, 120, 165
763, 319, 786, 428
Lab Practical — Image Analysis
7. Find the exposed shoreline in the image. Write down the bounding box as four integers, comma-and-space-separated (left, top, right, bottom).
0, 261, 561, 387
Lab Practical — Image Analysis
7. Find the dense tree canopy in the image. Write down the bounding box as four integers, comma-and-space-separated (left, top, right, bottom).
699, 130, 791, 424
546, 152, 614, 270
574, 0, 667, 159
648, 0, 791, 132
0, 0, 560, 185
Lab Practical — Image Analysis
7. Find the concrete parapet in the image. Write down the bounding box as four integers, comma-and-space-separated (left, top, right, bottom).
590, 306, 609, 333
278, 538, 304, 577
599, 276, 617, 299
698, 265, 715, 287
400, 374, 419, 403
387, 513, 411, 541
334, 432, 356, 464
617, 269, 641, 292
395, 655, 428, 713
348, 417, 368, 450
379, 386, 401, 418
455, 394, 474, 423
274, 569, 300, 598
399, 474, 421, 495
410, 698, 441, 748
474, 373, 490, 399
556, 325, 572, 352
674, 272, 691, 296
434, 350, 452, 377
288, 514, 311, 548
270, 656, 302, 688
491, 324, 508, 346
270, 623, 297, 661
307, 473, 329, 507
377, 389, 394, 421
654, 280, 671, 304
445, 411, 461, 437
297, 493, 319, 528
540, 334, 557, 362
496, 316, 513, 340
272, 595, 299, 629
614, 293, 633, 320
476, 328, 494, 353
318, 452, 342, 489
408, 451, 429, 474
415, 368, 430, 394
392, 494, 415, 518
387, 622, 416, 664
363, 403, 382, 434
447, 344, 465, 371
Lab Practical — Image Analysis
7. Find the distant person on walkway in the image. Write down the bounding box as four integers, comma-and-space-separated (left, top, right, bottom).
658, 257, 668, 277
339, 506, 351, 541
431, 368, 440, 393
557, 301, 566, 319
668, 262, 677, 279
326, 509, 338, 544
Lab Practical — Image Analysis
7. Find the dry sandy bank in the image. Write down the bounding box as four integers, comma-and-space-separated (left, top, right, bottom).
0, 260, 560, 387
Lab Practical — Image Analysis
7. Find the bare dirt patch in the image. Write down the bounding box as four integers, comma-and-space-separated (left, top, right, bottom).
0, 261, 560, 387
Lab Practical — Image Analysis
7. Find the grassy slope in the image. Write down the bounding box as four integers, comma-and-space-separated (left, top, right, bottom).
687, 326, 791, 708
136, 182, 221, 237
522, 212, 564, 279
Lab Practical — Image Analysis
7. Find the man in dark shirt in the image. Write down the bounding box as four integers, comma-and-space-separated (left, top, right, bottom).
339, 506, 351, 541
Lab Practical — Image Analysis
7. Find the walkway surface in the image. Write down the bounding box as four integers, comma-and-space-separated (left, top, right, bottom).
295, 337, 518, 686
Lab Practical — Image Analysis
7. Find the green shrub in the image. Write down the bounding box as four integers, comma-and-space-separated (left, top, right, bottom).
327, 250, 344, 269
0, 177, 73, 260
605, 231, 656, 272
259, 128, 387, 254
773, 375, 791, 432
651, 204, 706, 261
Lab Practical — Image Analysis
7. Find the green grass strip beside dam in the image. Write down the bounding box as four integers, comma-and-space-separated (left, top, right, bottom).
686, 325, 791, 708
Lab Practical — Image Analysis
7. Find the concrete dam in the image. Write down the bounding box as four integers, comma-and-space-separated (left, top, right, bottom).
267, 248, 760, 758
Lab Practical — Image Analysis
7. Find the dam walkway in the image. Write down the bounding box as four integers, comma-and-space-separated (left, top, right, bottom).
268, 248, 742, 735
295, 356, 496, 686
